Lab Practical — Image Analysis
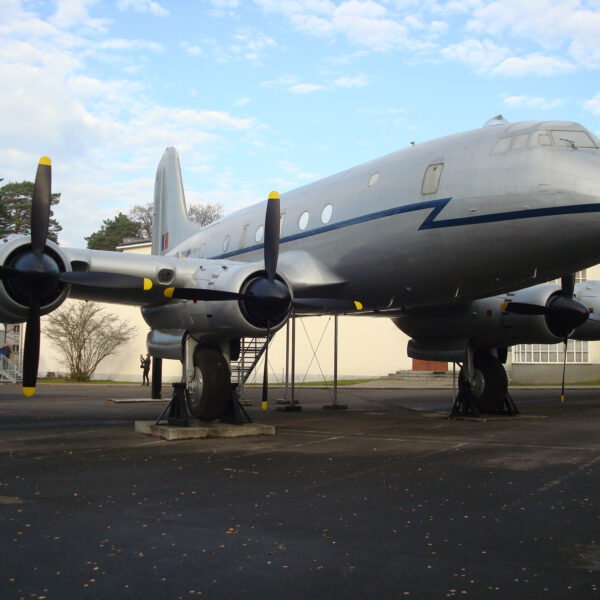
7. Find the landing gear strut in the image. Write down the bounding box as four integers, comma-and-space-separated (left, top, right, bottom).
452, 349, 518, 416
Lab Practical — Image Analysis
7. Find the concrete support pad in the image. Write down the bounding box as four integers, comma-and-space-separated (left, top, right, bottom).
134, 420, 275, 441
109, 398, 167, 403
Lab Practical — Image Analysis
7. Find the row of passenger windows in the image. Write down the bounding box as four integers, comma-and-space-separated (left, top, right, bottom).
220, 203, 335, 253
181, 163, 445, 258
493, 129, 599, 154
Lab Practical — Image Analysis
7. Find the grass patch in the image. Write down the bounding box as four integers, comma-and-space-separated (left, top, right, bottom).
510, 380, 600, 386
246, 379, 373, 387
39, 377, 139, 385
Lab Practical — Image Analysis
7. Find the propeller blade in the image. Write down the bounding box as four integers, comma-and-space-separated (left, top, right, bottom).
164, 287, 241, 301
264, 192, 280, 281
31, 157, 52, 258
262, 322, 270, 410
293, 298, 364, 312
560, 338, 568, 403
562, 274, 575, 298
59, 271, 153, 291
501, 301, 548, 316
22, 296, 41, 396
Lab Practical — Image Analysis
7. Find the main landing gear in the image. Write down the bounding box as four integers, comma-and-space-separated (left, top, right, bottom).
156, 341, 249, 426
451, 348, 519, 417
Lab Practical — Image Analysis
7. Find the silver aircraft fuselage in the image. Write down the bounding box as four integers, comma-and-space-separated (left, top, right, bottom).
165, 119, 600, 311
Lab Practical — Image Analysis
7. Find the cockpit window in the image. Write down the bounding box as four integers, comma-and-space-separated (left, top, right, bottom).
492, 137, 511, 154
512, 133, 528, 150
529, 131, 552, 147
551, 130, 597, 149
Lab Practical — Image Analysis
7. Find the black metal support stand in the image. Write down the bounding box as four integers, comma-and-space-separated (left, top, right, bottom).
155, 382, 192, 427
220, 384, 252, 424
450, 377, 480, 418
503, 391, 520, 416
151, 357, 162, 400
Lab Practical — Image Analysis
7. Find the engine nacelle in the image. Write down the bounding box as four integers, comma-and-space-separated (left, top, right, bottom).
500, 284, 565, 345
141, 259, 291, 343
0, 236, 71, 323
394, 283, 569, 362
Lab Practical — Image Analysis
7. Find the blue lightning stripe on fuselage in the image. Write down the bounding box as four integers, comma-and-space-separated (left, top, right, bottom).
211, 197, 600, 260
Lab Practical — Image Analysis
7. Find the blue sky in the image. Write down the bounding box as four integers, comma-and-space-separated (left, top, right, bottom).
2, 0, 600, 247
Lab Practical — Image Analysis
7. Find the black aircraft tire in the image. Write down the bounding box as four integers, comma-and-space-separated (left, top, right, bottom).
459, 352, 507, 414
187, 346, 231, 421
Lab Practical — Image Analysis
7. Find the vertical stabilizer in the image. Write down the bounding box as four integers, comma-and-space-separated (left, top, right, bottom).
152, 147, 199, 256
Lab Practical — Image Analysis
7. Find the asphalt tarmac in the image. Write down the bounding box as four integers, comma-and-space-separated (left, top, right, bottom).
0, 383, 599, 599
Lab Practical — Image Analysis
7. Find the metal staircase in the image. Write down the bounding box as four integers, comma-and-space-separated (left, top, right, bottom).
230, 336, 272, 401
0, 355, 22, 383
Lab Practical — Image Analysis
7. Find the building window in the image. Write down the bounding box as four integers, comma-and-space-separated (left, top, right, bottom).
512, 340, 589, 364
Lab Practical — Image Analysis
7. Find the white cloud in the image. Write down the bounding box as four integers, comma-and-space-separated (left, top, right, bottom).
333, 74, 368, 87
583, 93, 600, 115
503, 95, 565, 110
234, 96, 251, 107
286, 74, 368, 94
116, 0, 169, 17
49, 0, 109, 31
441, 38, 509, 72
0, 3, 270, 247
96, 38, 163, 53
492, 54, 575, 77
230, 30, 277, 63
290, 83, 327, 94
255, 0, 408, 51
181, 41, 205, 56
467, 0, 600, 69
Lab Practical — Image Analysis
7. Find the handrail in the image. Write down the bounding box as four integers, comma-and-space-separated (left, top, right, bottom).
0, 354, 22, 383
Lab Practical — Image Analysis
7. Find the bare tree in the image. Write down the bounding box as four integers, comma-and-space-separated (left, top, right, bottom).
128, 201, 223, 238
187, 203, 223, 226
129, 203, 153, 239
45, 302, 137, 381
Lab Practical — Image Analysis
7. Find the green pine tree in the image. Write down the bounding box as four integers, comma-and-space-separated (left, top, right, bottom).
84, 212, 141, 251
0, 181, 62, 242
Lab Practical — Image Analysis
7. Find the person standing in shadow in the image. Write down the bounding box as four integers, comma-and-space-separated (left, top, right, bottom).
140, 353, 151, 386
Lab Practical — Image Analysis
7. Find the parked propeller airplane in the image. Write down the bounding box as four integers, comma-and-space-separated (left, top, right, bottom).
2, 115, 600, 419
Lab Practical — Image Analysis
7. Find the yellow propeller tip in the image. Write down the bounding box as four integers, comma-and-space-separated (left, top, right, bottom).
39, 156, 51, 166
261, 401, 267, 411
354, 301, 363, 311
143, 278, 153, 291
23, 387, 35, 397
164, 287, 174, 298
268, 191, 280, 200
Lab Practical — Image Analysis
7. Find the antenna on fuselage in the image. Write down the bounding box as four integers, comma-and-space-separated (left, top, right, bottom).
483, 115, 510, 127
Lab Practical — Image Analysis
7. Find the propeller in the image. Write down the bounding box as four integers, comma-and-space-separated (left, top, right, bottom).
502, 274, 591, 402
0, 157, 154, 396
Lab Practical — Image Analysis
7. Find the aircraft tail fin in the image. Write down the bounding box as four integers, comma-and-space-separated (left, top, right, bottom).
152, 147, 199, 256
